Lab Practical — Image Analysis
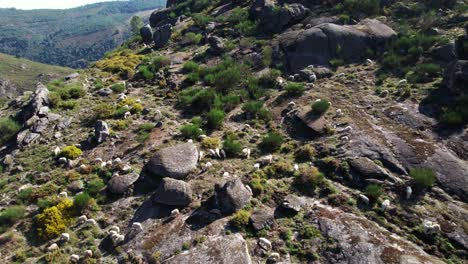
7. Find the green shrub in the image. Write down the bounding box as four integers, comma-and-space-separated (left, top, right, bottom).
0, 206, 26, 226
94, 79, 104, 89
220, 94, 241, 112
300, 224, 323, 239
0, 118, 21, 145
364, 184, 382, 202
223, 135, 242, 156
136, 123, 155, 142
410, 63, 441, 83
192, 13, 213, 27
59, 100, 77, 110
179, 87, 216, 113
95, 50, 143, 78
201, 137, 221, 149
410, 168, 436, 188
260, 132, 284, 152
73, 193, 91, 212
185, 72, 200, 85
329, 58, 345, 67
230, 209, 251, 229
48, 92, 62, 108
182, 61, 200, 73
440, 111, 464, 126
294, 167, 324, 196
206, 109, 225, 129
295, 145, 316, 162
60, 146, 83, 160
112, 120, 130, 131
35, 199, 73, 240
93, 103, 115, 120
149, 55, 171, 72
261, 46, 273, 67
111, 83, 126, 93
214, 67, 241, 94
340, 0, 381, 16
180, 123, 204, 139
264, 160, 294, 178
285, 82, 305, 95
185, 32, 203, 45
86, 179, 105, 196
312, 100, 330, 115
139, 65, 155, 80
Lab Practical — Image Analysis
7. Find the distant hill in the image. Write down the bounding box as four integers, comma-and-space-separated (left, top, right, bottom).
0, 0, 165, 68
0, 52, 73, 99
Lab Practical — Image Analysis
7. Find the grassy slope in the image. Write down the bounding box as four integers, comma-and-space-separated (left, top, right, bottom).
0, 52, 73, 93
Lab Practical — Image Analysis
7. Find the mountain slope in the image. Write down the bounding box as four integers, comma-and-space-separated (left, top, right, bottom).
0, 52, 73, 99
0, 0, 166, 68
0, 0, 467, 263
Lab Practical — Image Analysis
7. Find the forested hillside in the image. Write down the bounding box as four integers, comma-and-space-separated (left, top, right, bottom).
0, 0, 165, 68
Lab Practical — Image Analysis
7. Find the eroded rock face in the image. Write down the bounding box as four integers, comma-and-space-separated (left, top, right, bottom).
107, 173, 139, 194
147, 143, 199, 179
315, 203, 445, 264
208, 36, 224, 55
348, 157, 389, 179
149, 8, 172, 28
140, 24, 153, 44
250, 0, 308, 33
165, 234, 252, 264
153, 24, 172, 49
17, 83, 49, 123
153, 177, 192, 206
278, 19, 396, 71
216, 178, 252, 215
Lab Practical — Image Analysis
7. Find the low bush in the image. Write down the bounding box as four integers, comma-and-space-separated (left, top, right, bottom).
180, 123, 204, 139
60, 146, 83, 160
214, 66, 242, 94
185, 72, 200, 85
138, 65, 155, 80
0, 117, 21, 145
294, 167, 325, 196
285, 82, 305, 95
185, 32, 203, 45
260, 132, 284, 153
73, 193, 91, 212
410, 168, 436, 188
312, 100, 330, 115
179, 87, 216, 113
223, 135, 242, 156
93, 103, 115, 121
295, 145, 316, 162
201, 137, 221, 149
364, 184, 383, 202
136, 123, 155, 143
182, 61, 200, 73
86, 178, 105, 196
300, 224, 323, 239
35, 199, 73, 240
192, 13, 213, 27
242, 101, 272, 122
111, 83, 126, 93
0, 206, 26, 226
95, 50, 143, 79
230, 209, 251, 229
329, 58, 345, 67
150, 56, 171, 71
263, 160, 294, 178
206, 109, 225, 129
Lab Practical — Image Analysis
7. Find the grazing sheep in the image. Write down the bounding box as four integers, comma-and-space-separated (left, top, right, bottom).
86, 219, 97, 226
59, 191, 68, 198
203, 162, 213, 171
114, 158, 122, 164
397, 79, 407, 86
423, 220, 441, 234
117, 93, 127, 102
60, 233, 70, 242
170, 209, 180, 218
339, 126, 353, 133
47, 243, 59, 252
188, 139, 193, 143
78, 215, 88, 223
109, 226, 120, 233
406, 186, 412, 200
381, 199, 390, 211
294, 164, 299, 171
359, 194, 370, 205
340, 136, 350, 144
242, 148, 251, 159
366, 59, 374, 65
223, 172, 230, 177
198, 151, 204, 161
199, 134, 207, 140
209, 149, 216, 157
84, 250, 93, 258
132, 222, 143, 233
94, 158, 103, 164
336, 73, 345, 78
124, 111, 131, 119
53, 147, 61, 156
254, 163, 260, 170
58, 157, 67, 164
259, 155, 273, 165
215, 148, 221, 158
70, 254, 80, 262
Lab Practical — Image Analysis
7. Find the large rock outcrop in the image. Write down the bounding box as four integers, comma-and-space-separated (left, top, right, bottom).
147, 143, 199, 179
107, 173, 140, 194
149, 8, 172, 28
216, 178, 252, 215
153, 24, 173, 49
153, 178, 192, 206
140, 24, 153, 44
250, 0, 308, 33
165, 234, 252, 264
277, 19, 396, 71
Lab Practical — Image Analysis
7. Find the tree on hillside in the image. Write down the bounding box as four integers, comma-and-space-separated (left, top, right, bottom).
130, 16, 143, 35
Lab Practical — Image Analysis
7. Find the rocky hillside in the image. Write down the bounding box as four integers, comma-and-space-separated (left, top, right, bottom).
0, 0, 467, 263
0, 0, 165, 68
0, 52, 73, 101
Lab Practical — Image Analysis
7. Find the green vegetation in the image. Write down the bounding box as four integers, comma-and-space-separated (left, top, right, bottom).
136, 123, 155, 143
95, 49, 144, 79
0, 117, 21, 145
206, 109, 225, 129
180, 119, 204, 139
334, 0, 381, 16
182, 61, 200, 73
364, 184, 383, 202
201, 137, 221, 149
295, 145, 316, 162
73, 193, 91, 212
223, 135, 242, 156
86, 179, 105, 196
0, 206, 26, 230
242, 101, 272, 122
410, 168, 436, 188
230, 209, 251, 229
111, 83, 126, 93
60, 146, 83, 160
0, 0, 165, 68
185, 32, 203, 45
294, 167, 325, 196
35, 199, 73, 240
312, 100, 330, 115
260, 132, 284, 153
285, 82, 305, 95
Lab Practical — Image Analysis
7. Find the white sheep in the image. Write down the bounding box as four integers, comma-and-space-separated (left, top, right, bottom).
254, 163, 260, 170
294, 164, 299, 171
366, 58, 374, 65
109, 225, 120, 233
209, 149, 216, 157
170, 209, 180, 218
242, 148, 251, 159
114, 158, 122, 164
187, 139, 193, 143
70, 255, 80, 262
59, 191, 68, 198
53, 147, 61, 156
406, 186, 412, 200
340, 136, 350, 143
47, 243, 59, 252
223, 172, 230, 177
199, 134, 207, 140
423, 220, 441, 234
60, 233, 70, 242
132, 222, 143, 232
78, 215, 88, 223
198, 151, 204, 161
86, 219, 97, 226
84, 250, 93, 258
397, 79, 407, 86
203, 162, 213, 171
124, 111, 131, 119
215, 148, 221, 158
339, 126, 353, 133
381, 199, 390, 211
